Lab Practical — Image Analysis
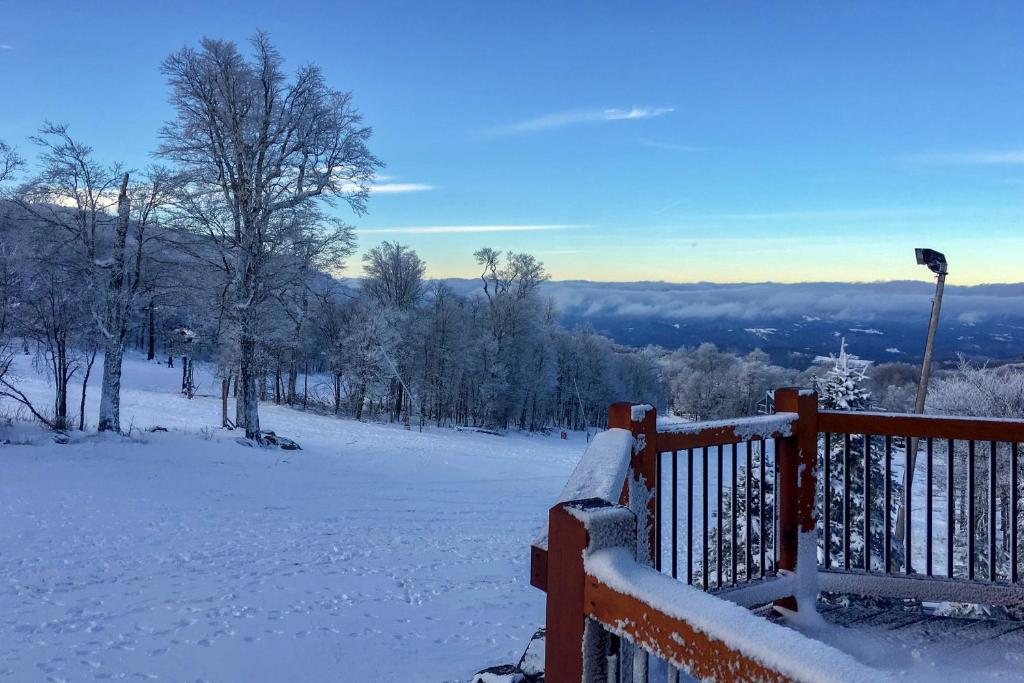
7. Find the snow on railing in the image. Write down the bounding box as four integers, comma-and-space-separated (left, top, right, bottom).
548, 498, 888, 682
656, 412, 796, 440
532, 427, 634, 551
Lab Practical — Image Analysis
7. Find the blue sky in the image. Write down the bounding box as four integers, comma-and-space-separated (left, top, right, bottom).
1, 1, 1022, 283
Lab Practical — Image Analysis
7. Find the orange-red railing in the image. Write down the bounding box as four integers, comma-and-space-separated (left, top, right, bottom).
533, 388, 1024, 682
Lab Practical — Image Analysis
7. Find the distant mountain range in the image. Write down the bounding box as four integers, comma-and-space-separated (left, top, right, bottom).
440, 279, 1024, 368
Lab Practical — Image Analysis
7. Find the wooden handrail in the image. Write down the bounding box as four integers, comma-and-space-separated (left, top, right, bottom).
545, 498, 887, 682
654, 412, 798, 452
818, 410, 1024, 441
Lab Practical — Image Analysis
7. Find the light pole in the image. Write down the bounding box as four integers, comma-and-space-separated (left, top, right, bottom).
895, 248, 947, 544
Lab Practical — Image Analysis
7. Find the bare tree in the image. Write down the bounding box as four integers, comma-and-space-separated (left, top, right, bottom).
362, 242, 425, 310
96, 169, 174, 431
17, 125, 172, 432
0, 140, 24, 394
0, 141, 24, 185
159, 32, 380, 439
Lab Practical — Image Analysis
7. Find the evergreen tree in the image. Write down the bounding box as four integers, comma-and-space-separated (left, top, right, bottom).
815, 340, 905, 572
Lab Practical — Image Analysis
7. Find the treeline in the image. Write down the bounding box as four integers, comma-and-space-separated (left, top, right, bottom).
300, 245, 664, 430
0, 172, 664, 434
0, 34, 668, 438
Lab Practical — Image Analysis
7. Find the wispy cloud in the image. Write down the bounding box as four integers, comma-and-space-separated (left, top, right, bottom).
906, 150, 1024, 165
496, 106, 674, 135
0, 45, 13, 50
641, 139, 703, 152
358, 224, 584, 235
371, 182, 435, 194
676, 206, 981, 222
339, 176, 435, 194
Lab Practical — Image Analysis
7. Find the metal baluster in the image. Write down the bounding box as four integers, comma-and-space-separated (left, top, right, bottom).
745, 440, 753, 582
1013, 442, 1019, 584
608, 634, 620, 683
906, 436, 913, 575
884, 435, 892, 574
947, 439, 955, 579
926, 438, 934, 577
843, 433, 851, 570
656, 451, 662, 573
717, 446, 723, 588
989, 441, 997, 582
773, 438, 779, 570
672, 451, 678, 580
969, 440, 976, 580
632, 647, 647, 683
703, 446, 709, 591
687, 449, 694, 586
759, 440, 766, 578
864, 434, 872, 572
824, 433, 831, 569
731, 442, 738, 586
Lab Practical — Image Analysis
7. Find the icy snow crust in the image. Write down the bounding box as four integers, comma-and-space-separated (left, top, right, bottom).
0, 353, 583, 682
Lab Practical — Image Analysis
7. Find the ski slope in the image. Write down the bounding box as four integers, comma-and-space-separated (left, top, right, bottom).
0, 354, 583, 682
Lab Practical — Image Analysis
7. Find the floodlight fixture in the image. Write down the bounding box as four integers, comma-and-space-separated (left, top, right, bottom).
915, 248, 948, 275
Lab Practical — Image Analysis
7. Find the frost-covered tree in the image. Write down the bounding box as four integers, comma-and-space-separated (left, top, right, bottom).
814, 340, 904, 571
666, 344, 795, 420
701, 442, 778, 588
361, 242, 425, 422
0, 215, 94, 430
928, 358, 1024, 581
814, 339, 871, 411
473, 248, 551, 428
0, 141, 24, 185
0, 142, 23, 393
159, 32, 380, 439
15, 125, 173, 432
867, 362, 919, 413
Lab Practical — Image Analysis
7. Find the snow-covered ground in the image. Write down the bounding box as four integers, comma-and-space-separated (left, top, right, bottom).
0, 354, 582, 682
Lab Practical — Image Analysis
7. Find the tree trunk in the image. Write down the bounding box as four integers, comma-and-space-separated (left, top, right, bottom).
97, 337, 125, 432
238, 334, 261, 439
334, 372, 342, 414
302, 357, 309, 409
146, 301, 156, 360
98, 173, 131, 433
393, 380, 403, 422
287, 355, 298, 404
354, 381, 366, 421
222, 374, 231, 428
235, 365, 245, 430
55, 340, 69, 431
79, 349, 97, 430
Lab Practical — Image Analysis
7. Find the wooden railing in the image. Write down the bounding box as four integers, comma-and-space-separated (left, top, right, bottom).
532, 389, 1024, 682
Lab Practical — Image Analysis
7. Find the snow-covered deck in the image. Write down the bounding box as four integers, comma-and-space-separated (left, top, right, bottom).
765, 600, 1024, 680
535, 395, 1024, 682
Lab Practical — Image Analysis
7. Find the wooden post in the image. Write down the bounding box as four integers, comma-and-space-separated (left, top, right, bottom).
773, 388, 818, 611
608, 402, 658, 566
544, 498, 635, 683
